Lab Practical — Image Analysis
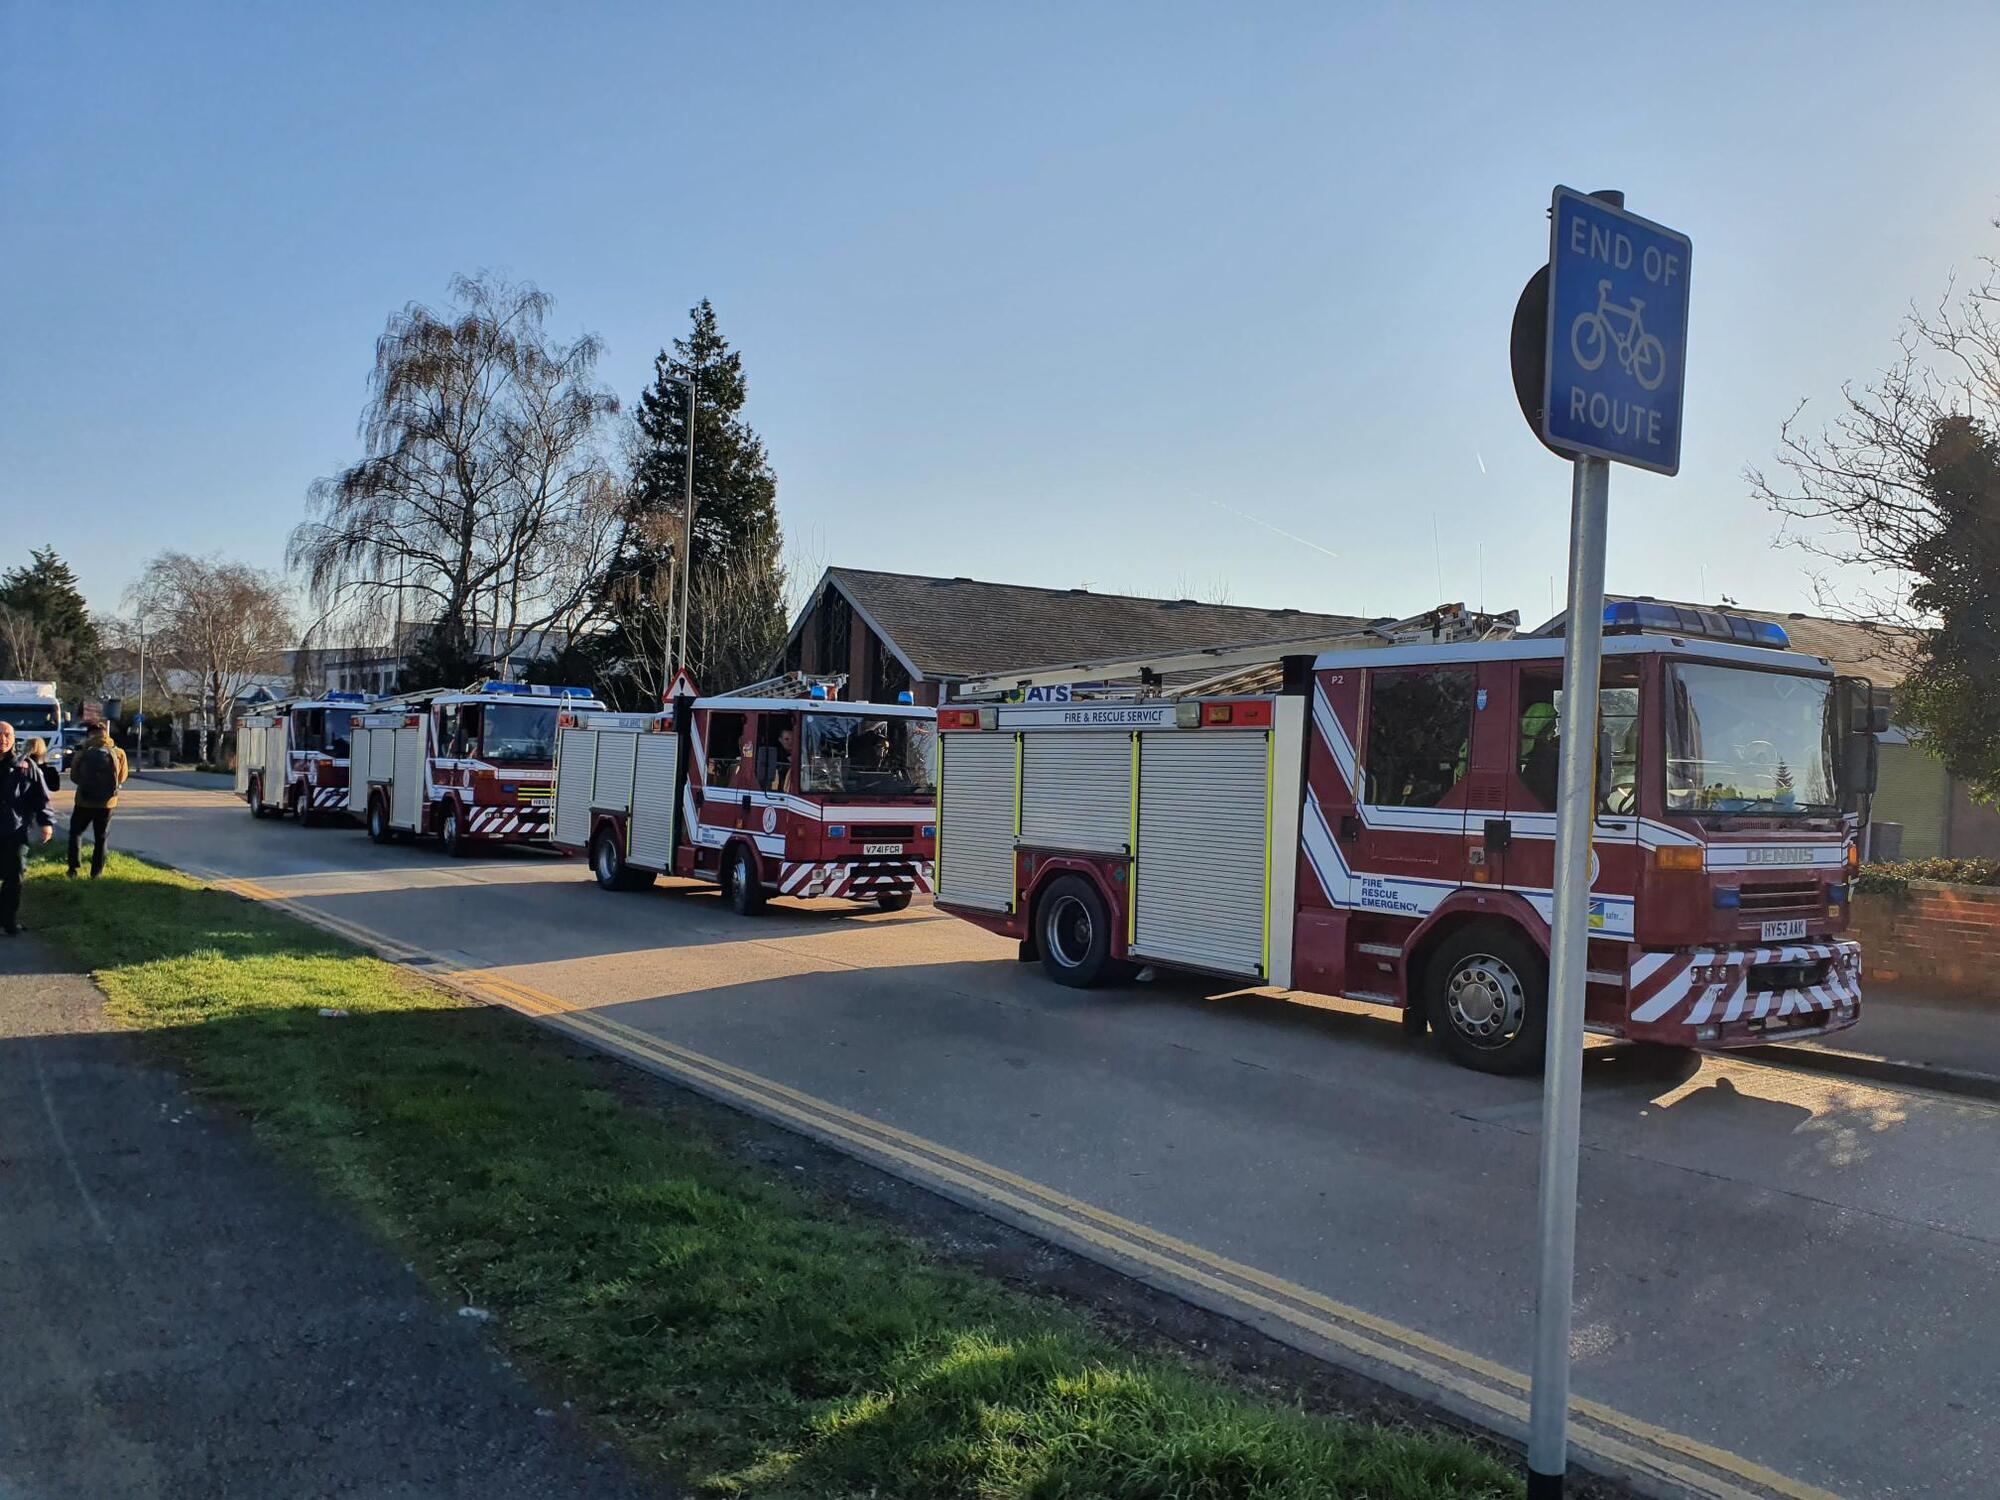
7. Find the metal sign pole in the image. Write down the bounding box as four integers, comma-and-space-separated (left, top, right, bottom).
1527, 452, 1610, 1497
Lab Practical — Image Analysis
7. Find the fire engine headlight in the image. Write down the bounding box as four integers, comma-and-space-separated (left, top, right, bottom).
1696, 1025, 1720, 1041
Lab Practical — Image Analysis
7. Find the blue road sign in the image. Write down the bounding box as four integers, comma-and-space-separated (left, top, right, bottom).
1542, 187, 1691, 475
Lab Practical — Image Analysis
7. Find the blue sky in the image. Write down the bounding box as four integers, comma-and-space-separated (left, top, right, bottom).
3, 1, 1996, 626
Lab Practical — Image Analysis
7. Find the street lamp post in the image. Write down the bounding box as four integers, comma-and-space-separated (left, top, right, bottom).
674, 362, 698, 682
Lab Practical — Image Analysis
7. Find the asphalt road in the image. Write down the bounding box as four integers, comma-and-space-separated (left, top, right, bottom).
100, 774, 2000, 1499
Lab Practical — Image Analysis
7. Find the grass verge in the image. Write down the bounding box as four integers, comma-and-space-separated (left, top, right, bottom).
24, 849, 1522, 1499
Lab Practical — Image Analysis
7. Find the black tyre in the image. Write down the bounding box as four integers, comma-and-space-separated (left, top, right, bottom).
366, 796, 391, 844
1037, 875, 1114, 988
1425, 925, 1548, 1075
248, 777, 266, 818
728, 843, 766, 915
874, 891, 913, 913
440, 803, 469, 858
593, 829, 635, 890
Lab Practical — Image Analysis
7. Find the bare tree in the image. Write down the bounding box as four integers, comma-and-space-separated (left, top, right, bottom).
0, 606, 55, 683
289, 273, 621, 686
127, 553, 294, 762
1751, 245, 2000, 637
1752, 232, 2000, 799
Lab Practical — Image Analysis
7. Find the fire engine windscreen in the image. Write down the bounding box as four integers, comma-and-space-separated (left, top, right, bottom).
481, 704, 560, 765
800, 714, 936, 797
1666, 665, 1837, 815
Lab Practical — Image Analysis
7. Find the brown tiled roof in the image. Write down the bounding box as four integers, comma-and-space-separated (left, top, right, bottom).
810, 567, 1369, 681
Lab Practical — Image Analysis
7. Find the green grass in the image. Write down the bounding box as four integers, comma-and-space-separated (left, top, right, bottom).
23, 849, 1521, 1500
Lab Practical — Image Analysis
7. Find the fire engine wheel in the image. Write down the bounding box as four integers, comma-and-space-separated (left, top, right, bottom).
247, 777, 266, 818
1426, 926, 1547, 1075
440, 804, 470, 858
874, 891, 913, 913
727, 844, 766, 915
366, 797, 391, 844
1037, 875, 1113, 989
591, 830, 654, 892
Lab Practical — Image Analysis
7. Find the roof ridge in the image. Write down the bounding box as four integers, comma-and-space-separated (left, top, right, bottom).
825, 564, 1360, 618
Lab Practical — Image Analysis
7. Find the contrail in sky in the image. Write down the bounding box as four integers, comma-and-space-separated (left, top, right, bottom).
1476, 451, 1488, 475
1207, 500, 1339, 560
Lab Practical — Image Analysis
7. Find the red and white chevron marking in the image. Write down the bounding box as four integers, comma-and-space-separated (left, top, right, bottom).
461, 803, 551, 841
776, 860, 936, 900
1628, 941, 1861, 1028
309, 786, 347, 809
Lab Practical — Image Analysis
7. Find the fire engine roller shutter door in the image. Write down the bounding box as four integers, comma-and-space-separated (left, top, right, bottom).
592, 730, 637, 814
627, 733, 680, 870
938, 733, 1017, 913
261, 724, 287, 803
1133, 730, 1269, 978
347, 727, 371, 812
391, 725, 424, 830
1019, 732, 1131, 853
233, 727, 252, 795
553, 728, 597, 848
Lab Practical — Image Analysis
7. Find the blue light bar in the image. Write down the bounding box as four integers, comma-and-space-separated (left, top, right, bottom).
808, 684, 829, 699
322, 691, 367, 703
478, 680, 531, 694
896, 690, 915, 704
1602, 601, 1789, 650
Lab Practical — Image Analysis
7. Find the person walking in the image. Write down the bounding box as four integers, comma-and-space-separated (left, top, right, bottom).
1, 721, 55, 935
67, 722, 128, 880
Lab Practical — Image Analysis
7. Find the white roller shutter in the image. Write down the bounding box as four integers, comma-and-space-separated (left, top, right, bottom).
592, 731, 637, 813
1133, 730, 1269, 978
938, 733, 1017, 913
391, 725, 424, 830
1019, 732, 1130, 854
347, 728, 371, 811
628, 733, 680, 870
234, 726, 252, 794
553, 728, 597, 849
260, 723, 288, 799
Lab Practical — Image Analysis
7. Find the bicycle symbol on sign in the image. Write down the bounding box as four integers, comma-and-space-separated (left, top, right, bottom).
1570, 279, 1667, 392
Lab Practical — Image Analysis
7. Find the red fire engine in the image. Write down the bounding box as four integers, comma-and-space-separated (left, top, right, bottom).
936, 604, 1878, 1074
549, 674, 937, 914
348, 682, 603, 854
234, 693, 370, 824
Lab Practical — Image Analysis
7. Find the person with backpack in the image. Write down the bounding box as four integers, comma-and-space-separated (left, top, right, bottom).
68, 722, 128, 880
1, 720, 54, 934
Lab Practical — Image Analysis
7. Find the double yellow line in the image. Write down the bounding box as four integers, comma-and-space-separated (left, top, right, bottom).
201, 862, 1839, 1500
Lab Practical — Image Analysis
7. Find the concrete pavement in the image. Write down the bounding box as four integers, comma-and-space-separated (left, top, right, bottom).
0, 932, 670, 1499
101, 776, 2000, 1498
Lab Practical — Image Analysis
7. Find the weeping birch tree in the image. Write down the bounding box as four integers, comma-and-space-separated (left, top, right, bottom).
290, 274, 622, 689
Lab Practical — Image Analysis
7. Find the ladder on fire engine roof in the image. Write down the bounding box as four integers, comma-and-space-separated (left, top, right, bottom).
952, 603, 1521, 700
721, 670, 851, 700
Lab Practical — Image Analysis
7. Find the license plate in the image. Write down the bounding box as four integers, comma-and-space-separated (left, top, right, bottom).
863, 842, 904, 856
1761, 918, 1807, 942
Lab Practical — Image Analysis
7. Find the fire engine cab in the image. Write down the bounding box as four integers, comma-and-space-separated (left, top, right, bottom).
235, 693, 370, 824
936, 603, 1878, 1074
348, 681, 602, 854
550, 673, 937, 914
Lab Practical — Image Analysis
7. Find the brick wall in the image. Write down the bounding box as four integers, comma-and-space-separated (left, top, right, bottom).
1852, 881, 2000, 999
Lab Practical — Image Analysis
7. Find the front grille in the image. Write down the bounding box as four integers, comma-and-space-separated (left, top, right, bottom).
1747, 958, 1830, 993
846, 824, 915, 841
1737, 880, 1822, 915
